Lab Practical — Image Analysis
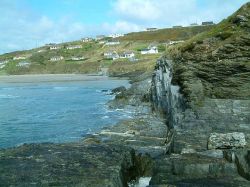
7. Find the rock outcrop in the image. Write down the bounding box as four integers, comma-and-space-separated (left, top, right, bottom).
208, 132, 247, 150
149, 2, 250, 186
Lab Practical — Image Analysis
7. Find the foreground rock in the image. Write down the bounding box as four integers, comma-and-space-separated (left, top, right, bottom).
208, 132, 247, 150
0, 143, 135, 187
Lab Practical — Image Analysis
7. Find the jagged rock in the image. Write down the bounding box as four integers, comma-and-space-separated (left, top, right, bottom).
111, 86, 126, 94
232, 15, 249, 25
208, 132, 247, 150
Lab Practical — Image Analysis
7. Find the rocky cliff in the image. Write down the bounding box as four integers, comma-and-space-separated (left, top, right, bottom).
149, 2, 250, 186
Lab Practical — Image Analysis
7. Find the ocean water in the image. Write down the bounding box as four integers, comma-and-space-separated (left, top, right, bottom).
0, 79, 130, 148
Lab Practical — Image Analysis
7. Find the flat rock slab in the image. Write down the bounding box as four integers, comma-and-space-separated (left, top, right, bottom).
208, 132, 246, 150
0, 143, 134, 187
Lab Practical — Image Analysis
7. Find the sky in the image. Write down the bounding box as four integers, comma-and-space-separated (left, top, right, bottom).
0, 0, 249, 54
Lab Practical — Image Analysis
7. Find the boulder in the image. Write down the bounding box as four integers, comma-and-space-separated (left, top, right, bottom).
208, 132, 246, 150
111, 86, 126, 94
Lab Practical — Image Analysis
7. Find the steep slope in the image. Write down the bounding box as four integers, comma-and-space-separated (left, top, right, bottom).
168, 2, 250, 104
150, 2, 250, 186
121, 25, 214, 42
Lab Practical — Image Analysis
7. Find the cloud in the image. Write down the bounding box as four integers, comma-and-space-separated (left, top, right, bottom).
101, 21, 142, 34
112, 0, 249, 27
0, 0, 248, 54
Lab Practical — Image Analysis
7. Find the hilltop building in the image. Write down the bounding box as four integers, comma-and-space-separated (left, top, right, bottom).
108, 34, 124, 38
82, 37, 93, 42
173, 25, 183, 28
146, 28, 158, 31
141, 46, 158, 55
202, 21, 214, 26
96, 35, 106, 40
66, 45, 82, 50
50, 56, 64, 62
190, 23, 199, 26
49, 45, 61, 50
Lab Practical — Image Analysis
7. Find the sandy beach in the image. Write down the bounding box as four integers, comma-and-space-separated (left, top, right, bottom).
0, 74, 113, 83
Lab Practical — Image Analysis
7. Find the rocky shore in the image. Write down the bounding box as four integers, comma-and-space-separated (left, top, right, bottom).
0, 2, 250, 187
0, 72, 168, 187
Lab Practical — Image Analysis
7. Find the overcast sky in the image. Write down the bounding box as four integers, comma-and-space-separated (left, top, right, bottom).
0, 0, 248, 54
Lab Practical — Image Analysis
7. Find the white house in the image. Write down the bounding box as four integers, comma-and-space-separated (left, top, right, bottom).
146, 28, 158, 31
108, 33, 124, 38
82, 37, 93, 42
71, 56, 85, 61
50, 56, 64, 62
66, 45, 82, 50
96, 35, 106, 40
119, 52, 135, 59
105, 41, 120, 46
0, 60, 9, 69
50, 45, 61, 50
104, 51, 119, 60
13, 56, 27, 60
17, 61, 30, 67
167, 40, 184, 45
99, 41, 106, 44
141, 46, 158, 55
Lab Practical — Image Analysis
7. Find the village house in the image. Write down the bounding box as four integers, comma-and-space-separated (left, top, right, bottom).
146, 28, 158, 31
13, 56, 27, 60
66, 45, 82, 50
172, 25, 183, 28
71, 56, 85, 61
202, 21, 214, 26
49, 45, 61, 50
108, 33, 124, 38
82, 37, 93, 42
99, 41, 106, 44
104, 51, 119, 60
105, 40, 120, 46
50, 56, 64, 62
119, 52, 135, 59
95, 35, 106, 40
141, 46, 158, 55
0, 60, 9, 69
190, 23, 199, 26
167, 40, 185, 45
17, 61, 30, 67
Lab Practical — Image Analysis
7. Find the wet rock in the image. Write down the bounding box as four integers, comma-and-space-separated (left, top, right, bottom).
111, 86, 126, 94
208, 132, 247, 150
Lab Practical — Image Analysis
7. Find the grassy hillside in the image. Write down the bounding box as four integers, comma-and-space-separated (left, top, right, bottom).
167, 2, 250, 103
0, 24, 214, 76
120, 25, 214, 42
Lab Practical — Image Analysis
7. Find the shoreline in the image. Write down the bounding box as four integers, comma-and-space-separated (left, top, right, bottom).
0, 74, 127, 83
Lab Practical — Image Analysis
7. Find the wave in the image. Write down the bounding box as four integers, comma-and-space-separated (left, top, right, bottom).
0, 94, 20, 99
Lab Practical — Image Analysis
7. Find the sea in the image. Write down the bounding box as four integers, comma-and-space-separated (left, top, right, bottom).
0, 79, 131, 148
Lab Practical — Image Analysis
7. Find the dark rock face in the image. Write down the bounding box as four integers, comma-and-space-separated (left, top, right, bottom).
149, 55, 250, 186
148, 3, 250, 185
